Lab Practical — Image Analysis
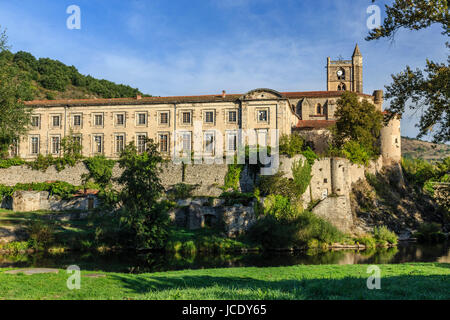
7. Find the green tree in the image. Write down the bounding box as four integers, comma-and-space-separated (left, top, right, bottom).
0, 26, 10, 52
367, 0, 449, 143
116, 138, 170, 249
332, 91, 383, 158
0, 72, 31, 157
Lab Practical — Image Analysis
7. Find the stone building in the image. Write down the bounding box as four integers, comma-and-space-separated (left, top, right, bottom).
12, 45, 401, 165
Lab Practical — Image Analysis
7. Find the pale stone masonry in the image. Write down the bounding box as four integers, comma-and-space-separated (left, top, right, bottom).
12, 45, 401, 166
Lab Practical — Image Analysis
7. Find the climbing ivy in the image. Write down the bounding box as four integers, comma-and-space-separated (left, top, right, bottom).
292, 158, 312, 197
82, 156, 116, 190
0, 181, 81, 200
223, 163, 243, 191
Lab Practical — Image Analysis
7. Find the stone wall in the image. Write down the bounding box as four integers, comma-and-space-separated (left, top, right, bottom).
1, 154, 385, 234
0, 161, 233, 198
168, 197, 257, 237
312, 195, 354, 233
10, 190, 99, 212
278, 155, 382, 202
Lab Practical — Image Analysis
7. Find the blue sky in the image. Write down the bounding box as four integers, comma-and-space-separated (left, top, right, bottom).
0, 0, 447, 139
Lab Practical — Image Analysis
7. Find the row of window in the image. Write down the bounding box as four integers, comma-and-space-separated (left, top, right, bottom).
29, 133, 168, 155
27, 131, 255, 156
30, 109, 255, 129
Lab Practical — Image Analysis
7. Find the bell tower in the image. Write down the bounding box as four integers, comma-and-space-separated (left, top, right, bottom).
327, 44, 363, 93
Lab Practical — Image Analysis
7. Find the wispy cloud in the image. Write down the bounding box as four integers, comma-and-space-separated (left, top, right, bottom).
0, 0, 447, 140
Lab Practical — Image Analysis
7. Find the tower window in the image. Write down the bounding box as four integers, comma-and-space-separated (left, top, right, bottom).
338, 83, 346, 91
317, 104, 322, 115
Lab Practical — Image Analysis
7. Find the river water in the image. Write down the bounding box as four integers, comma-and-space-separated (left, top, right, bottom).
0, 242, 448, 274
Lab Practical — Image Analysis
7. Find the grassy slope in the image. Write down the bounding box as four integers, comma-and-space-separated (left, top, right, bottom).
402, 137, 450, 162
0, 263, 449, 300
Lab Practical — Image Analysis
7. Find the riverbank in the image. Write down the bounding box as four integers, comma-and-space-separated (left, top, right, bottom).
0, 208, 399, 255
0, 263, 448, 300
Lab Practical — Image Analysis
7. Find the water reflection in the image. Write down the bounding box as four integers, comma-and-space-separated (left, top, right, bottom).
0, 243, 448, 274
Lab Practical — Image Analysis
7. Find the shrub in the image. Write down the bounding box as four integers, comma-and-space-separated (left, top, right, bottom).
294, 211, 344, 246
258, 171, 297, 199
165, 241, 183, 253
0, 157, 25, 168
27, 221, 55, 249
414, 222, 447, 243
247, 215, 297, 249
341, 141, 373, 165
223, 163, 242, 191
329, 141, 373, 165
82, 156, 116, 190
168, 183, 198, 200
279, 133, 304, 157
27, 154, 55, 172
355, 235, 377, 248
0, 241, 31, 253
301, 147, 319, 165
401, 157, 435, 187
220, 191, 255, 206
247, 210, 344, 249
263, 194, 297, 220
181, 241, 197, 254
373, 226, 398, 245
1, 181, 80, 200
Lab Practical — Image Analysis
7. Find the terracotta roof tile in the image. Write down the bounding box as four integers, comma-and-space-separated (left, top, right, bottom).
295, 120, 336, 129
23, 91, 373, 107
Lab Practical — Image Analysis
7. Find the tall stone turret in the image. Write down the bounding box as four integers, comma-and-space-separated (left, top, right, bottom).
380, 115, 401, 166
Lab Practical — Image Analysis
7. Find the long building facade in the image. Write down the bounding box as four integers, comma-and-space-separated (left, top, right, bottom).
14, 45, 401, 164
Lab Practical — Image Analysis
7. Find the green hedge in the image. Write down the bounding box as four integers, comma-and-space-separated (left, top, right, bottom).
0, 181, 81, 200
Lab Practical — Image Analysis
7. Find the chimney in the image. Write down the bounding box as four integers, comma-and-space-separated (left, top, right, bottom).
222, 90, 226, 98
136, 94, 142, 100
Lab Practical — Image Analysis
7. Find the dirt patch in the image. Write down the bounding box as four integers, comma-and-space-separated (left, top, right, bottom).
4, 268, 59, 275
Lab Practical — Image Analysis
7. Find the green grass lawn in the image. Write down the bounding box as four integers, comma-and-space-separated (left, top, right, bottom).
0, 263, 448, 300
